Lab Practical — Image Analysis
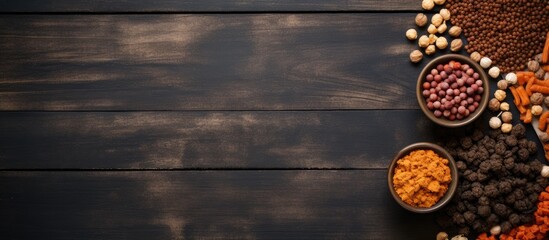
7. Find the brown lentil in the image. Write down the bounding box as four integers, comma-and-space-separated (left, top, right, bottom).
445, 0, 549, 73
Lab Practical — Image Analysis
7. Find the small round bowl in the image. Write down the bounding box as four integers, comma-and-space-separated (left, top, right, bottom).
387, 142, 458, 213
417, 54, 489, 128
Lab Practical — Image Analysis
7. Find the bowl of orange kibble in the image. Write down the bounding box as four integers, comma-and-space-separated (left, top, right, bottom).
387, 142, 458, 213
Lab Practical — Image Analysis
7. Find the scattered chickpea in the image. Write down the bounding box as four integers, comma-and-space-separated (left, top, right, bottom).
406, 29, 417, 40
422, 0, 435, 10
410, 50, 423, 63
450, 39, 462, 52
489, 117, 502, 129
415, 13, 428, 27
425, 45, 436, 55
418, 35, 430, 48
488, 98, 500, 112
436, 232, 449, 240
500, 102, 510, 111
531, 105, 543, 116
428, 34, 438, 45
501, 123, 513, 133
494, 90, 506, 101
497, 80, 508, 90
542, 165, 549, 178
434, 0, 446, 5
501, 111, 512, 123
505, 72, 517, 85
448, 26, 462, 38
480, 57, 492, 69
490, 225, 502, 236
450, 235, 467, 240
428, 24, 438, 34
431, 14, 443, 27
488, 66, 501, 78
469, 51, 481, 62
436, 37, 448, 49
439, 9, 450, 21
437, 22, 447, 34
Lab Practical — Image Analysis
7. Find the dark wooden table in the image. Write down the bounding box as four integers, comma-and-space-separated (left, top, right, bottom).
1, 1, 532, 239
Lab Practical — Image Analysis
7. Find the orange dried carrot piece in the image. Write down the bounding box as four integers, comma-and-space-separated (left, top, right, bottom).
518, 71, 535, 85
516, 86, 530, 106
517, 104, 527, 114
531, 84, 549, 94
540, 112, 549, 131
509, 86, 521, 106
542, 65, 549, 72
543, 144, 549, 151
534, 79, 549, 87
524, 109, 533, 123
526, 77, 535, 96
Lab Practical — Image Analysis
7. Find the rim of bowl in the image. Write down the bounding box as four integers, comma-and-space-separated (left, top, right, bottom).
387, 142, 459, 213
416, 54, 490, 128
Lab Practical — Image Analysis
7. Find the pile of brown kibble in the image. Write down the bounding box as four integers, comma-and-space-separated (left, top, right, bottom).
436, 124, 549, 236
445, 0, 549, 73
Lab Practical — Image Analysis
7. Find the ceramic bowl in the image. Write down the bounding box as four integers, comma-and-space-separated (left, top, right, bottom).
387, 142, 458, 213
417, 54, 489, 127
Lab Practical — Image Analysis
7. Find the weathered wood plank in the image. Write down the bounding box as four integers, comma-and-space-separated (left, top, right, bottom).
0, 1, 421, 12
0, 14, 431, 111
0, 170, 439, 239
0, 110, 443, 169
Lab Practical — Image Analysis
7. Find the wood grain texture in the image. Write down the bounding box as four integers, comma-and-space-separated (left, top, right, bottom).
0, 1, 421, 12
0, 170, 439, 239
0, 14, 431, 111
0, 110, 444, 169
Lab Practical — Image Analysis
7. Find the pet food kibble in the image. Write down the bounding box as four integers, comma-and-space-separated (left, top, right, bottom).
438, 126, 548, 236
446, 0, 549, 72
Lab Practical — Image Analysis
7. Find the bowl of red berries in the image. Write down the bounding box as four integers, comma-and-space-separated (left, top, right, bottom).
417, 54, 489, 127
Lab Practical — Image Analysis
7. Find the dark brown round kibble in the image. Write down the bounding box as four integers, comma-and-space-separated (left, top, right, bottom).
436, 125, 548, 237
446, 0, 549, 72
